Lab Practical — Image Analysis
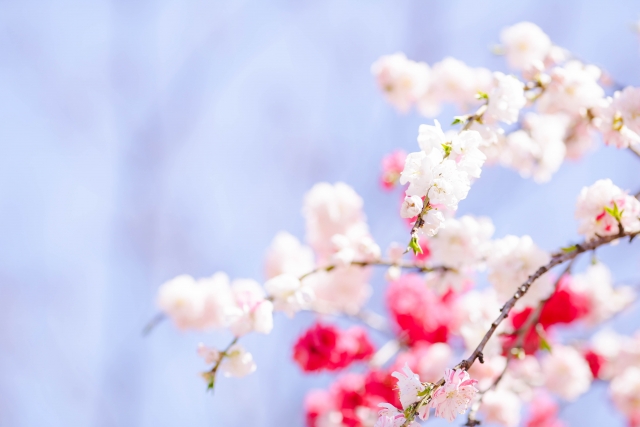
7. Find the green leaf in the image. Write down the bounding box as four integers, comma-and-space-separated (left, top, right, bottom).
604, 201, 622, 221
476, 91, 489, 100
202, 372, 216, 391
536, 325, 552, 353
441, 143, 452, 158
451, 115, 469, 125
561, 245, 577, 253
408, 235, 423, 255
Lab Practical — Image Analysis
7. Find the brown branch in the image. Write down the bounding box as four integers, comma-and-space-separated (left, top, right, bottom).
402, 230, 639, 426
464, 261, 576, 426
298, 259, 451, 281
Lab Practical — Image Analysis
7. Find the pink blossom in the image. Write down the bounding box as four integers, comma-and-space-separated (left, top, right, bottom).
380, 150, 407, 190
575, 179, 640, 240
525, 393, 565, 427
427, 369, 479, 422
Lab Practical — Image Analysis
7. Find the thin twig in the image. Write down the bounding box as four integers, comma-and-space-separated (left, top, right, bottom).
298, 258, 450, 281
464, 260, 576, 426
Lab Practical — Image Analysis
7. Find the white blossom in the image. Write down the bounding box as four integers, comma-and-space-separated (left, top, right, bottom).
542, 345, 592, 401
500, 22, 551, 70
570, 262, 635, 325
391, 364, 425, 409
610, 367, 640, 422
371, 53, 431, 113
303, 182, 379, 274
451, 130, 487, 179
220, 344, 257, 377
197, 343, 221, 365
537, 61, 605, 116
264, 274, 314, 317
485, 72, 526, 125
428, 215, 494, 269
499, 113, 569, 183
480, 389, 522, 427
487, 235, 553, 306
575, 179, 640, 240
401, 195, 424, 218
264, 231, 315, 279
157, 272, 235, 331
228, 279, 274, 336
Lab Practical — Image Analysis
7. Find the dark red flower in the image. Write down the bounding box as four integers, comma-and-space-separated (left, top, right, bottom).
293, 323, 375, 372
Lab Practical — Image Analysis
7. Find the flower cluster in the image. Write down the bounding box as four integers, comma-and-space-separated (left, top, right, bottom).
374, 21, 640, 184
575, 179, 640, 240
399, 120, 487, 237
153, 18, 640, 427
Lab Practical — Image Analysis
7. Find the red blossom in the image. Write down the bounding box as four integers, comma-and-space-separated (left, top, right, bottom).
303, 370, 400, 427
386, 274, 454, 345
293, 323, 375, 372
583, 349, 605, 379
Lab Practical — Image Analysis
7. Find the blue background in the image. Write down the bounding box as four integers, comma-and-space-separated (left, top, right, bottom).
1, 1, 639, 426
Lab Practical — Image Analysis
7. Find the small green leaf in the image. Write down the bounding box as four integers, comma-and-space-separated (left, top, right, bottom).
202, 372, 216, 391
476, 91, 489, 100
441, 143, 452, 158
408, 235, 423, 255
536, 324, 552, 353
561, 245, 577, 253
451, 118, 462, 125
604, 201, 622, 221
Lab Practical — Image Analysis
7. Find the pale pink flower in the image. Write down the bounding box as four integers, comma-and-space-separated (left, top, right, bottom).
537, 61, 604, 116
487, 235, 553, 307
542, 345, 592, 401
219, 344, 257, 377
427, 369, 479, 422
570, 262, 635, 325
306, 265, 371, 315
500, 22, 551, 70
525, 392, 566, 427
264, 274, 314, 317
480, 389, 522, 427
264, 231, 314, 279
228, 279, 273, 336
610, 367, 640, 422
594, 96, 640, 149
416, 343, 454, 383
391, 364, 426, 409
371, 53, 431, 113
484, 72, 526, 125
303, 182, 374, 264
612, 86, 640, 135
197, 343, 220, 365
375, 403, 419, 427
157, 272, 235, 331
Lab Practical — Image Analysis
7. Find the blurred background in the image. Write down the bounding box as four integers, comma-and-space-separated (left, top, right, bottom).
1, 0, 640, 426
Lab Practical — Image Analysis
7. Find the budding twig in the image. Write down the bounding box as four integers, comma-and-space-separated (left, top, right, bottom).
298, 258, 451, 281
464, 260, 576, 426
